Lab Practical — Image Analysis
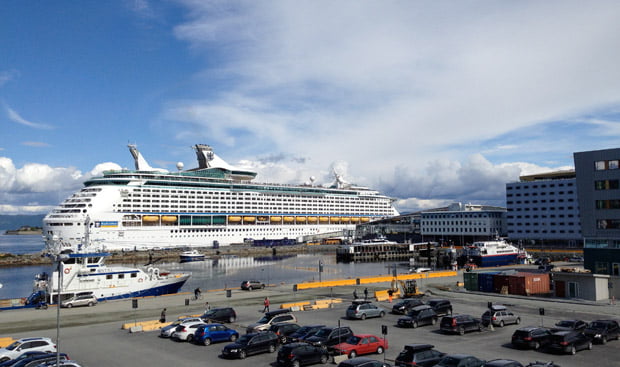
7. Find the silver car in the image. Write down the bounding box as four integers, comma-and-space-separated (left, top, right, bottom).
60, 294, 97, 308
346, 301, 387, 320
481, 305, 520, 327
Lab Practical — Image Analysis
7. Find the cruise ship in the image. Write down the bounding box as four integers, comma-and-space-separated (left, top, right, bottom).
42, 144, 399, 253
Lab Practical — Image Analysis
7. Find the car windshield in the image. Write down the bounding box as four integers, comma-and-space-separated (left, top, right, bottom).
346, 336, 361, 344
409, 309, 422, 317
347, 305, 357, 310
556, 321, 574, 327
236, 335, 251, 345
256, 316, 270, 324
314, 329, 332, 337
439, 357, 463, 367
296, 326, 312, 334
5, 341, 20, 351
397, 350, 412, 359
589, 322, 606, 328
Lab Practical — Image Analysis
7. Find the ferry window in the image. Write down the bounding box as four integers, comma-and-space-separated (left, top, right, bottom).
131, 273, 137, 278
118, 274, 125, 279
106, 275, 113, 280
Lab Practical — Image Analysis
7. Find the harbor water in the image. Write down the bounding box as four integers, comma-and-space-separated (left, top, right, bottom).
0, 235, 406, 299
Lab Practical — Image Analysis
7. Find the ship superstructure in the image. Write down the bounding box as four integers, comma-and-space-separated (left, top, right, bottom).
43, 144, 399, 252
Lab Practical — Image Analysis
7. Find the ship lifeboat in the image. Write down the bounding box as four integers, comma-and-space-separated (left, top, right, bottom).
283, 216, 295, 223
319, 217, 329, 223
340, 217, 350, 223
142, 215, 160, 222
330, 217, 340, 223
161, 215, 178, 223
243, 216, 256, 222
350, 217, 360, 223
270, 216, 282, 222
228, 216, 242, 223
307, 217, 318, 223
360, 217, 370, 223
295, 216, 307, 223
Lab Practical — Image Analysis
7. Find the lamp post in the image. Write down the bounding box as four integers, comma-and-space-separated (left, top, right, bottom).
55, 253, 69, 366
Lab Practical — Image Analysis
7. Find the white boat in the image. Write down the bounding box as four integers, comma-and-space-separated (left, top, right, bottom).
179, 250, 206, 262
31, 252, 190, 303
42, 143, 399, 253
459, 238, 527, 267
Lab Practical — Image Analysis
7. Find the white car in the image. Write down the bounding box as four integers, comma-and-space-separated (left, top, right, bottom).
0, 337, 56, 362
171, 321, 207, 342
160, 317, 204, 338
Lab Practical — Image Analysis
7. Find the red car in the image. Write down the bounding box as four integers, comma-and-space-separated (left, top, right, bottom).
332, 334, 388, 358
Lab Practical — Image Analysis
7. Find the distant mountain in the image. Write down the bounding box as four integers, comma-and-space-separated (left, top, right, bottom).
0, 214, 46, 231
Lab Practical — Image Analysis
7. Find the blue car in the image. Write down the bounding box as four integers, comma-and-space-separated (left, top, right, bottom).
194, 323, 239, 346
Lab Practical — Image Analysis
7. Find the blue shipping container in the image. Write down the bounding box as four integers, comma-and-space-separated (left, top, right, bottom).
478, 271, 501, 293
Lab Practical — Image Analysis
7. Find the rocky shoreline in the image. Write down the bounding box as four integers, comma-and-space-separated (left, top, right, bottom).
0, 244, 335, 267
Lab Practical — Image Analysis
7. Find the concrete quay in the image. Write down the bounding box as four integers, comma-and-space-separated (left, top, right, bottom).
1, 273, 619, 367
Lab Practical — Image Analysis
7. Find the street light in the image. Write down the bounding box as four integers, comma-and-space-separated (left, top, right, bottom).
54, 252, 69, 366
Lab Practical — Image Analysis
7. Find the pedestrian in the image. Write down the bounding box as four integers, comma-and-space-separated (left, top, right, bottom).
194, 287, 201, 300
160, 308, 167, 323
353, 289, 358, 300
263, 297, 270, 313
205, 301, 211, 312
364, 288, 368, 300
387, 289, 394, 303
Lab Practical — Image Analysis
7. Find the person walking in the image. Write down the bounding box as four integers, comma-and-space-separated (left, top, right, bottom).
353, 289, 358, 300
363, 288, 368, 300
387, 289, 394, 303
205, 301, 211, 312
194, 287, 202, 300
160, 308, 167, 323
262, 297, 270, 313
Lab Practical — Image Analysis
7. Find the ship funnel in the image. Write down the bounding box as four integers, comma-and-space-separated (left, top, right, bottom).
128, 144, 168, 173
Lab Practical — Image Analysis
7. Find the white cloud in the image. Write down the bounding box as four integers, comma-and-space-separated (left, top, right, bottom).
0, 70, 19, 87
4, 104, 53, 130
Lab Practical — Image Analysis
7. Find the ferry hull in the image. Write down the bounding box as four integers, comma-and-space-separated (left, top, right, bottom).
461, 254, 519, 268
100, 278, 188, 301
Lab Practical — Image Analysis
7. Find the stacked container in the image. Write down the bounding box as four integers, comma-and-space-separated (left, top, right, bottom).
508, 272, 551, 295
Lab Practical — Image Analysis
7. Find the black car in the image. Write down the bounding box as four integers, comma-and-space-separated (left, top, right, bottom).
392, 298, 424, 315
483, 360, 523, 367
287, 325, 326, 343
6, 353, 70, 367
427, 299, 452, 316
440, 315, 483, 335
524, 362, 560, 367
201, 307, 237, 323
276, 342, 329, 367
241, 280, 265, 290
511, 327, 553, 350
394, 344, 445, 367
270, 323, 302, 343
221, 331, 279, 359
547, 330, 592, 355
436, 354, 485, 367
305, 326, 354, 349
553, 319, 587, 331
338, 357, 391, 367
396, 305, 438, 328
583, 319, 620, 344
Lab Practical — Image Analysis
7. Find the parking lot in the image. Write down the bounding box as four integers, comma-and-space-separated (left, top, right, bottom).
6, 285, 619, 367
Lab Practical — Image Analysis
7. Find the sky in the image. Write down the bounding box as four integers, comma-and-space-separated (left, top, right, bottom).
1, 0, 620, 216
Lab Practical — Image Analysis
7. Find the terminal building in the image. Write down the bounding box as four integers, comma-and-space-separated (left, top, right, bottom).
505, 170, 581, 248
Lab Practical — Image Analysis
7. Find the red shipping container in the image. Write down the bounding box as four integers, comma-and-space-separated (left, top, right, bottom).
493, 274, 512, 293
507, 272, 550, 295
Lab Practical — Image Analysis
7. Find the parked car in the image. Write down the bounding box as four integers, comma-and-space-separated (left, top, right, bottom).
246, 310, 297, 333
436, 354, 485, 367
276, 342, 329, 367
305, 326, 354, 349
427, 299, 452, 316
0, 352, 47, 367
332, 334, 387, 358
547, 330, 592, 355
201, 307, 237, 323
397, 305, 438, 328
337, 357, 392, 367
31, 360, 81, 367
394, 343, 445, 367
171, 320, 207, 342
524, 362, 560, 367
287, 325, 326, 343
159, 317, 204, 338
440, 315, 483, 335
483, 360, 523, 367
5, 353, 69, 367
481, 305, 520, 327
241, 280, 265, 290
568, 256, 584, 262
0, 338, 56, 362
391, 298, 424, 315
511, 326, 553, 350
346, 301, 386, 320
553, 319, 587, 331
221, 331, 279, 359
583, 319, 620, 344
270, 323, 302, 344
194, 323, 239, 345
60, 294, 97, 308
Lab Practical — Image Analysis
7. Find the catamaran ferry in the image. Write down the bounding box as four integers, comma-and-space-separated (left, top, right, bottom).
43, 144, 399, 253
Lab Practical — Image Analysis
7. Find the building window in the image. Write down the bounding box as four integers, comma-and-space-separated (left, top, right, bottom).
610, 160, 619, 170
595, 262, 609, 274
613, 263, 620, 276
595, 161, 606, 170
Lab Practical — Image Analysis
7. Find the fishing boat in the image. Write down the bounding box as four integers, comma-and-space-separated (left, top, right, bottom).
30, 252, 190, 304
179, 250, 206, 262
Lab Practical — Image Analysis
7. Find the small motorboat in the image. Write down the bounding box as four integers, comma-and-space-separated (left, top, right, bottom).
180, 250, 206, 262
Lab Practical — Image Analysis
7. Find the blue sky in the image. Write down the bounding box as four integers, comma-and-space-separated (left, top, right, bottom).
1, 0, 620, 215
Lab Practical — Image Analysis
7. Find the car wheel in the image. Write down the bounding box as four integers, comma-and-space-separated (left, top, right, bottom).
0, 357, 9, 363
499, 321, 505, 328
66, 304, 73, 308
377, 346, 384, 354
602, 336, 607, 344
361, 313, 367, 320
459, 326, 465, 336
587, 341, 593, 350
478, 324, 482, 332
431, 318, 437, 325
379, 311, 385, 318
515, 318, 520, 325
88, 302, 94, 307
239, 350, 247, 359
349, 350, 357, 358
570, 346, 576, 355
186, 335, 194, 343
248, 286, 253, 291
203, 338, 212, 346
261, 284, 265, 289
281, 336, 287, 344
269, 344, 276, 353
533, 342, 540, 350
230, 334, 238, 342
292, 360, 301, 367
320, 354, 328, 364
412, 321, 418, 328
229, 316, 236, 323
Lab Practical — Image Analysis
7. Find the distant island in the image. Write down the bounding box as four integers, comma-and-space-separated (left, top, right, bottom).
4, 226, 43, 235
